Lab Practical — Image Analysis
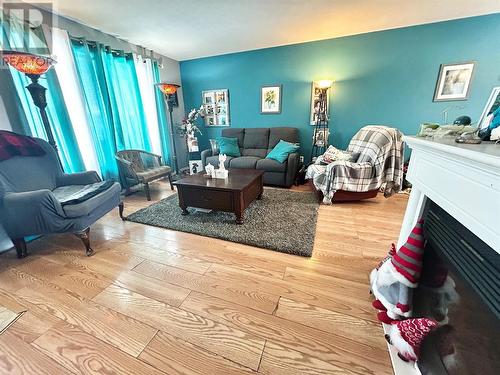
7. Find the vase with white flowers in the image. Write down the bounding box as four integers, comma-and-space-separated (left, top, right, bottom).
178, 106, 204, 174
178, 106, 204, 138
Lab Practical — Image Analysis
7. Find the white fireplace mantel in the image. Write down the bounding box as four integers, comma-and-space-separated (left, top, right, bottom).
398, 136, 500, 254
387, 136, 500, 375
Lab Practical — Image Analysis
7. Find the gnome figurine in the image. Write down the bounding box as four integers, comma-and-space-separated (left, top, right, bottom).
385, 317, 438, 362
370, 218, 425, 323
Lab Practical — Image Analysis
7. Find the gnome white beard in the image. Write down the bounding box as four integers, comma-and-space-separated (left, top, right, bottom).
388, 324, 417, 361
370, 260, 415, 319
370, 219, 425, 321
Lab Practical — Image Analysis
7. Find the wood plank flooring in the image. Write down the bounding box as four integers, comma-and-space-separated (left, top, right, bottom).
0, 180, 408, 374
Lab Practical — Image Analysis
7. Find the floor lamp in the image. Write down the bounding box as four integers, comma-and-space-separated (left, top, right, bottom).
310, 80, 333, 162
155, 83, 180, 175
1, 50, 63, 170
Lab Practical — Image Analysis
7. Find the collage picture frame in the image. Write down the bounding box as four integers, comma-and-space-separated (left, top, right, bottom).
202, 89, 230, 126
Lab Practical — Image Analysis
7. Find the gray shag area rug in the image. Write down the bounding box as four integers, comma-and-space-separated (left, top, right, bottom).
126, 188, 319, 257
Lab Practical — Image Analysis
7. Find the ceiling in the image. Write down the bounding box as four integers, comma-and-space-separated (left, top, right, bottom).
48, 0, 500, 61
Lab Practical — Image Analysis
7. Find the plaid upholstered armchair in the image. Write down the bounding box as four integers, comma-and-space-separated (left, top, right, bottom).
306, 126, 404, 203
115, 150, 173, 200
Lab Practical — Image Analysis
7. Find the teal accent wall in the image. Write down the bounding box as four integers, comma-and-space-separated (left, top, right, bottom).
180, 14, 500, 160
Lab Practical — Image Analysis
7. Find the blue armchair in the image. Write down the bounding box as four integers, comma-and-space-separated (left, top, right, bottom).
0, 136, 123, 258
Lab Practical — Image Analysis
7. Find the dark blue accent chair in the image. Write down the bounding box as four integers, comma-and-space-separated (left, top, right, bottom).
0, 136, 123, 258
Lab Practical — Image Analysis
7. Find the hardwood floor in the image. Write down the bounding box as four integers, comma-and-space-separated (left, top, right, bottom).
0, 180, 408, 374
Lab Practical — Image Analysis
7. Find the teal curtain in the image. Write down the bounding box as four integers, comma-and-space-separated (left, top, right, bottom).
71, 41, 119, 180
70, 39, 153, 180
100, 49, 151, 151
1, 19, 85, 173
152, 61, 171, 165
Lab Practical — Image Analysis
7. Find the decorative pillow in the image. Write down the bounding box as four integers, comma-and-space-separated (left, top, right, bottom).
209, 139, 219, 155
322, 145, 357, 164
266, 140, 300, 163
217, 136, 241, 157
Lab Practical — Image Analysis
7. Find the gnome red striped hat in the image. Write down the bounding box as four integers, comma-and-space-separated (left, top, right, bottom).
390, 219, 425, 287
387, 318, 438, 362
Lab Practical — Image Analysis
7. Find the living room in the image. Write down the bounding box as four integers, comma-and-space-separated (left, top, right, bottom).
0, 1, 499, 374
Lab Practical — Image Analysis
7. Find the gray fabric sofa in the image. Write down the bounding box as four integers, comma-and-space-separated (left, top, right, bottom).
0, 136, 123, 258
201, 127, 300, 187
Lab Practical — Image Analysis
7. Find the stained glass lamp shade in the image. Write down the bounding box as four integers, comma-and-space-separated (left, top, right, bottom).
2, 50, 56, 76
156, 83, 180, 95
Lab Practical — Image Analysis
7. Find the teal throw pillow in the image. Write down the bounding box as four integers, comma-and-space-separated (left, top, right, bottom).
217, 136, 241, 157
266, 140, 299, 163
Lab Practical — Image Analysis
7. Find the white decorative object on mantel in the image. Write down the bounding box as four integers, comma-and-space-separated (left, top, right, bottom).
384, 136, 500, 375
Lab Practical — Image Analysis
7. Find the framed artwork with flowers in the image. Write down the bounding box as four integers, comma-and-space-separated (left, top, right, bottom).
261, 85, 282, 114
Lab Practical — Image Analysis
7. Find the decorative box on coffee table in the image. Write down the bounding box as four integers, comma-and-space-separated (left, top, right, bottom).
172, 169, 264, 224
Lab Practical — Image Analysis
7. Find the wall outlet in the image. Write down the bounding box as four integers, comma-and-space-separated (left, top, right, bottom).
299, 155, 304, 163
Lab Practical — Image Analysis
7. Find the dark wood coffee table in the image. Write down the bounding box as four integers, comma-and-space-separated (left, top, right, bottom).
172, 169, 264, 224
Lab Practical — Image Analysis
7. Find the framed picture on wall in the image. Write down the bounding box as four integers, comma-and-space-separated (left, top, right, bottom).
261, 85, 282, 114
310, 81, 330, 125
433, 62, 475, 101
202, 89, 230, 126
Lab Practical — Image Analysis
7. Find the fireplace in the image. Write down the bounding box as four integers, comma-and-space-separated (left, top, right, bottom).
413, 200, 500, 374
391, 136, 500, 375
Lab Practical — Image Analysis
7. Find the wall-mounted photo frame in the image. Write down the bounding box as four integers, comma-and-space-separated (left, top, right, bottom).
202, 89, 230, 126
310, 81, 330, 125
261, 85, 282, 114
478, 86, 500, 131
433, 62, 475, 102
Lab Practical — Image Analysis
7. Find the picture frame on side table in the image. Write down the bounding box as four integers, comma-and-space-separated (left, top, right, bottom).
433, 62, 475, 102
478, 87, 500, 129
477, 87, 500, 141
189, 160, 202, 175
202, 89, 230, 126
261, 85, 282, 114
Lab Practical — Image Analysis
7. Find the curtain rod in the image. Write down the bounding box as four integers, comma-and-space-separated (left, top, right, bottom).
69, 36, 163, 65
